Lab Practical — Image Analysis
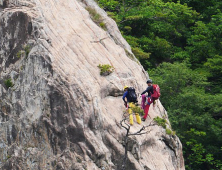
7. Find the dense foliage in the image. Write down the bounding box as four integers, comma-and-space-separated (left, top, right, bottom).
96, 0, 222, 169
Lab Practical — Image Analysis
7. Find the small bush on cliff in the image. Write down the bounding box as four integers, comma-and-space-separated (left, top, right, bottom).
16, 45, 31, 58
4, 79, 13, 89
24, 45, 31, 57
166, 128, 176, 136
154, 116, 166, 128
99, 22, 107, 30
131, 105, 144, 116
16, 50, 25, 58
86, 7, 107, 30
97, 64, 114, 76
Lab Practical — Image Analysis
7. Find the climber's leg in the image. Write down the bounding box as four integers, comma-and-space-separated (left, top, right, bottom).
135, 112, 141, 124
143, 104, 150, 120
128, 102, 134, 125
143, 97, 153, 120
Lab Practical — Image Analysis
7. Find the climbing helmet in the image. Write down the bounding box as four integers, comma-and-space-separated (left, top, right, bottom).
124, 85, 129, 90
146, 79, 152, 84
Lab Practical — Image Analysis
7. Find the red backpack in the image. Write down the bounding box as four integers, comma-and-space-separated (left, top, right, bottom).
151, 84, 160, 100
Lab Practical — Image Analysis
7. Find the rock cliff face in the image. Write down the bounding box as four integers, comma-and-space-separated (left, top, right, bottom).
0, 0, 185, 169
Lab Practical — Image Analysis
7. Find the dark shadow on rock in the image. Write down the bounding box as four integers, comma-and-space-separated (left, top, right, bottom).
0, 11, 32, 68
0, 0, 9, 8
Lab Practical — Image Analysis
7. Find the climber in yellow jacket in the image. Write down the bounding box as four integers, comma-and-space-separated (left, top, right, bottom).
122, 85, 141, 125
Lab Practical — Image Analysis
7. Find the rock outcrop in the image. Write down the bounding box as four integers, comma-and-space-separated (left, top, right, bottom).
0, 0, 185, 169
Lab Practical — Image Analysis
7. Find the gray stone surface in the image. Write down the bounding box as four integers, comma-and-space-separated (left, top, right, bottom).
0, 0, 185, 169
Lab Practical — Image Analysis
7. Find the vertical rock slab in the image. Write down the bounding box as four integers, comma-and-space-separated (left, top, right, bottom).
0, 0, 185, 169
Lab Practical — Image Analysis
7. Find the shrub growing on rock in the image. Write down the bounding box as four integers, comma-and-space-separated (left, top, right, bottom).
154, 116, 166, 128
86, 7, 107, 30
97, 64, 114, 76
4, 79, 13, 89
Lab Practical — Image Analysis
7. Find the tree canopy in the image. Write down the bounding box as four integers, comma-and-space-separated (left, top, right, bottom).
97, 0, 222, 169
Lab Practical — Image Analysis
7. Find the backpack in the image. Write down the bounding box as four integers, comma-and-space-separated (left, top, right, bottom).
151, 84, 160, 100
128, 87, 137, 103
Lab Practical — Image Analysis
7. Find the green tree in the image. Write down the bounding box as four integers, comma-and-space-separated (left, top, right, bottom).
119, 1, 199, 68
97, 0, 222, 169
149, 62, 222, 170
179, 0, 222, 21
186, 13, 222, 69
204, 55, 222, 93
